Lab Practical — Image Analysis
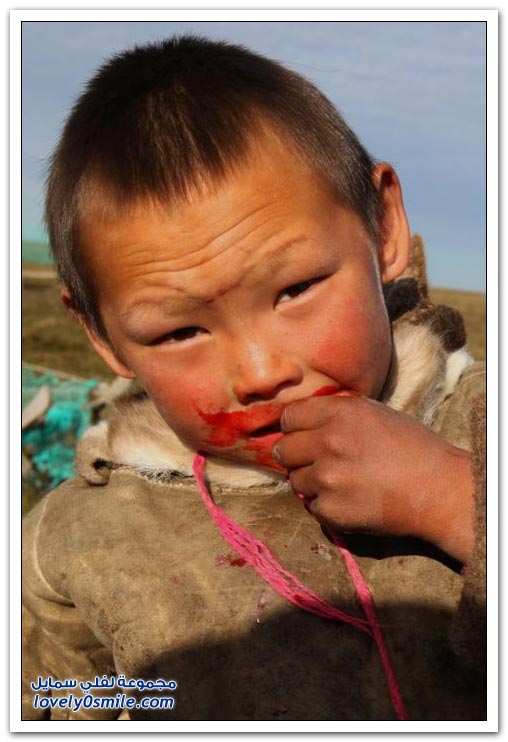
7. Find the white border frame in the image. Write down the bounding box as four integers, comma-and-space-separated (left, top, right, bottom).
11, 7, 498, 734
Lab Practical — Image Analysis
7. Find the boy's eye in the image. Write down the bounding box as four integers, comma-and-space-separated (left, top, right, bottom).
277, 277, 325, 304
152, 326, 206, 344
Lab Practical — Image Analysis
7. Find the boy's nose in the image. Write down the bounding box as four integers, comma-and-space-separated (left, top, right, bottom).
232, 345, 303, 404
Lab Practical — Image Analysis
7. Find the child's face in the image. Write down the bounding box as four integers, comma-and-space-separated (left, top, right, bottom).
81, 133, 409, 471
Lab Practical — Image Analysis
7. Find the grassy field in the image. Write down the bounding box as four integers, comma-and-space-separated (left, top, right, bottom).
22, 268, 116, 381
22, 267, 486, 378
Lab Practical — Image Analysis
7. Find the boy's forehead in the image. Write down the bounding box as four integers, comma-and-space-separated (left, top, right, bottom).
83, 140, 331, 257
79, 130, 372, 305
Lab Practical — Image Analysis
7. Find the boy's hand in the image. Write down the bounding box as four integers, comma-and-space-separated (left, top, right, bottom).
272, 395, 474, 563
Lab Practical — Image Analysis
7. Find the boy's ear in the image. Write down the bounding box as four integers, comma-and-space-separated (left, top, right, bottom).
61, 288, 135, 379
372, 163, 410, 283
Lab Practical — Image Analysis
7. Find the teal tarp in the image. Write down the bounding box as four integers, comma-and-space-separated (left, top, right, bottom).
22, 368, 98, 489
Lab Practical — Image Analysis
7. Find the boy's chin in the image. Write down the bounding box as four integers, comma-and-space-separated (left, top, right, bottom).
204, 437, 287, 475
244, 433, 286, 473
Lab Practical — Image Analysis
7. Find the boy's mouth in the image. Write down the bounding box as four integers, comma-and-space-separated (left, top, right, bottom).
196, 402, 284, 448
248, 420, 282, 439
196, 385, 344, 448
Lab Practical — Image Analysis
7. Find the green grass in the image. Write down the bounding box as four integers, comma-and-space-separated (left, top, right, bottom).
22, 270, 115, 381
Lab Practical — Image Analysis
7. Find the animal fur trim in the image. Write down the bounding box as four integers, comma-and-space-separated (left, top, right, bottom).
77, 397, 287, 488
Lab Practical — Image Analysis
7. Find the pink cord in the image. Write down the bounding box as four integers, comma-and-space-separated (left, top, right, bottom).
192, 453, 408, 720
330, 531, 408, 720
192, 454, 370, 633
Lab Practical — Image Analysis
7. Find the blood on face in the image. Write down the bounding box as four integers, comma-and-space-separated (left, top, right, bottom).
195, 385, 348, 470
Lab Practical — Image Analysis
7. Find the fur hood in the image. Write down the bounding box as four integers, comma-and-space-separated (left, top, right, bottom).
76, 235, 474, 489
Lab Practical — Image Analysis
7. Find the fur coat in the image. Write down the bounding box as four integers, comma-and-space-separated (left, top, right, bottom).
22, 237, 486, 721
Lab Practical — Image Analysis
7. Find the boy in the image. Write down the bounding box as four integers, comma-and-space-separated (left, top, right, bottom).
22, 36, 486, 721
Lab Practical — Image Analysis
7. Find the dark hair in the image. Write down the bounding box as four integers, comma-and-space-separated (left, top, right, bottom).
45, 34, 383, 339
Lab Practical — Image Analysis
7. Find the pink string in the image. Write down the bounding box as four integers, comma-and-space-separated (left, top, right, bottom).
192, 454, 370, 634
329, 531, 408, 721
192, 453, 408, 720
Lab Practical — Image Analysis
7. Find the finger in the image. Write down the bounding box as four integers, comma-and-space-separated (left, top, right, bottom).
272, 431, 316, 469
288, 463, 318, 499
281, 397, 337, 433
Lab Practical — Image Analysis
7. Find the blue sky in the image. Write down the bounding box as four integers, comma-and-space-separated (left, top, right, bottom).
21, 20, 486, 291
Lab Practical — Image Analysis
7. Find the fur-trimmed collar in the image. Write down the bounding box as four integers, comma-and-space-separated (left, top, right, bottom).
76, 236, 473, 490
381, 235, 473, 423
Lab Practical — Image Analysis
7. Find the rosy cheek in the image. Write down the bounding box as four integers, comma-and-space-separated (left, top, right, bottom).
311, 336, 340, 365
143, 372, 222, 437
309, 330, 347, 375
309, 306, 370, 374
